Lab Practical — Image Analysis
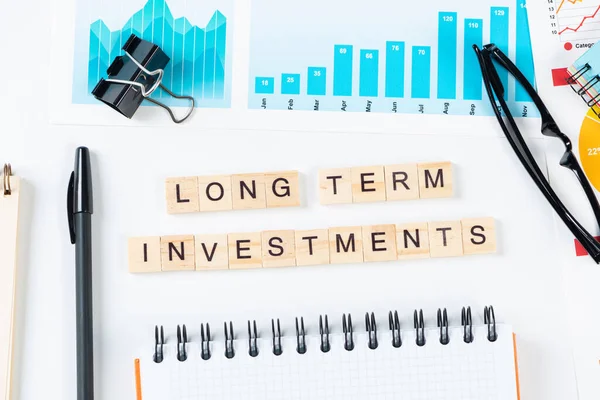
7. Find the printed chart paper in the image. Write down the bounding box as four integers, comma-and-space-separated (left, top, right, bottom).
71, 0, 233, 108
51, 0, 545, 134
527, 3, 600, 399
248, 0, 538, 117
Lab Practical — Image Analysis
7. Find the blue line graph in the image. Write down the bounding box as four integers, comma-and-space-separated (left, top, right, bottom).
72, 0, 232, 108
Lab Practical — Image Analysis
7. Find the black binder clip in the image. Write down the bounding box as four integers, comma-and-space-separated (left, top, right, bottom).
91, 34, 195, 123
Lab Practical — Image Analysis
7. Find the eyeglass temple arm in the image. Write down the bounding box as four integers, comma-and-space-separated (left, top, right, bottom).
494, 44, 600, 230
474, 45, 600, 263
486, 45, 556, 124
494, 43, 600, 232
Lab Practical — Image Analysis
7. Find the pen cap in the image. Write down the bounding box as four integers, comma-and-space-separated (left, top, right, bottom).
73, 147, 93, 214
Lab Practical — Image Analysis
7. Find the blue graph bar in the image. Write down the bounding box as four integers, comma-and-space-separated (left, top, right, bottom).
491, 7, 509, 100
334, 45, 353, 96
173, 18, 185, 94
255, 77, 275, 94
281, 73, 301, 95
516, 0, 535, 101
464, 19, 483, 100
411, 46, 431, 99
385, 41, 405, 98
204, 19, 216, 99
214, 12, 227, 99
437, 12, 457, 99
193, 28, 206, 98
308, 67, 326, 95
183, 20, 195, 96
359, 50, 379, 97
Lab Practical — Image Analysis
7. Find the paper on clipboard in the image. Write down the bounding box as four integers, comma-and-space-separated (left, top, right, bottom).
0, 166, 20, 400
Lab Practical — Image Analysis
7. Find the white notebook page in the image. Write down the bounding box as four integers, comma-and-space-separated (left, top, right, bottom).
138, 324, 518, 400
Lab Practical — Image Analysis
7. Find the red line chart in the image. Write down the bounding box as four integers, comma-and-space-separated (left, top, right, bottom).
558, 4, 600, 35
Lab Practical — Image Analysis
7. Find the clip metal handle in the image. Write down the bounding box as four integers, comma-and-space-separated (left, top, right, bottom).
105, 51, 195, 123
105, 51, 164, 97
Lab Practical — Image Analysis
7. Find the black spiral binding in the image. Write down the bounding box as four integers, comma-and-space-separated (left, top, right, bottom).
342, 314, 354, 351
566, 63, 600, 117
200, 323, 211, 360
248, 320, 259, 357
272, 319, 282, 356
484, 305, 498, 342
319, 315, 330, 353
566, 63, 591, 85
224, 321, 235, 359
153, 325, 165, 363
152, 306, 500, 362
295, 317, 306, 354
176, 324, 188, 362
389, 310, 401, 348
414, 309, 426, 347
462, 306, 473, 344
365, 312, 378, 350
437, 308, 449, 345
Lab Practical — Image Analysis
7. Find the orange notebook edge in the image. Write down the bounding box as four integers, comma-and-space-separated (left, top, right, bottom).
135, 358, 142, 400
512, 333, 521, 400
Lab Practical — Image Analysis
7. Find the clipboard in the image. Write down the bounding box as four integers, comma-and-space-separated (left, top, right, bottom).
0, 164, 20, 400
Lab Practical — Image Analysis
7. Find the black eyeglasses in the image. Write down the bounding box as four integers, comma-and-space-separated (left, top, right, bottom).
473, 43, 600, 264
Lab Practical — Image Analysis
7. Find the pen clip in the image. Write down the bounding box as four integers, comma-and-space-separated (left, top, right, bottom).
67, 171, 76, 244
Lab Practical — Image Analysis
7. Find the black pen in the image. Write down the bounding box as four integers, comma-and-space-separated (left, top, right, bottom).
67, 147, 94, 400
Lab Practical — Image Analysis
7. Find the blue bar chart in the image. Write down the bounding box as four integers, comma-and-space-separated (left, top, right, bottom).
248, 0, 538, 117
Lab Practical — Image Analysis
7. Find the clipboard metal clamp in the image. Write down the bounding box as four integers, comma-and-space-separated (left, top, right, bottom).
3, 163, 12, 195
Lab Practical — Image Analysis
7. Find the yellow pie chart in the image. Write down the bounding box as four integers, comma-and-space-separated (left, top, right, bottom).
579, 109, 600, 192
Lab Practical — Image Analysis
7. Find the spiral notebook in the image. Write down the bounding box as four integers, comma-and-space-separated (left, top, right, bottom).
567, 41, 600, 116
134, 306, 521, 400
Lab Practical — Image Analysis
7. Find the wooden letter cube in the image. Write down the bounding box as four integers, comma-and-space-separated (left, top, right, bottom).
160, 235, 196, 271
295, 229, 330, 266
231, 174, 267, 210
228, 232, 263, 269
198, 175, 233, 212
417, 161, 453, 199
461, 217, 497, 255
385, 164, 419, 201
262, 230, 296, 268
319, 168, 352, 205
195, 234, 229, 270
265, 171, 301, 208
362, 225, 397, 262
329, 226, 364, 264
396, 223, 430, 260
428, 221, 463, 258
165, 177, 200, 214
351, 166, 386, 203
128, 236, 162, 273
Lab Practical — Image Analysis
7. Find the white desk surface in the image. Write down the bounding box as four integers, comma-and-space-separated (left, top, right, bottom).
0, 0, 593, 399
